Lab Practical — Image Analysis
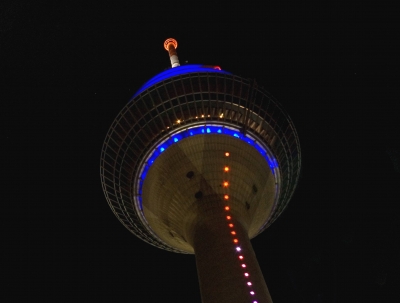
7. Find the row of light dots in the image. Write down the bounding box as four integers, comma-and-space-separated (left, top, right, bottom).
223, 152, 258, 303
173, 114, 224, 126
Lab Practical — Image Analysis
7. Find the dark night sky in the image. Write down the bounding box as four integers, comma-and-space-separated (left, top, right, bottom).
3, 2, 400, 302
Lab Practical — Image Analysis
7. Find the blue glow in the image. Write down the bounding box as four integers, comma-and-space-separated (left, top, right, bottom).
137, 124, 278, 209
133, 65, 231, 97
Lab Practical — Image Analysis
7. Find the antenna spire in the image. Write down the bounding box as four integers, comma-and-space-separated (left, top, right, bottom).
164, 38, 180, 68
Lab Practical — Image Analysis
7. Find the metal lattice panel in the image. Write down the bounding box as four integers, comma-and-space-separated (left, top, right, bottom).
100, 71, 301, 253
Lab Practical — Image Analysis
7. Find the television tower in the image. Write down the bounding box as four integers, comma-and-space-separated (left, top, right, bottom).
100, 38, 301, 303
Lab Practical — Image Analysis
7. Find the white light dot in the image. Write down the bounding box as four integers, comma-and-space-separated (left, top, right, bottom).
250, 291, 255, 295
236, 247, 241, 252
242, 264, 246, 268
247, 282, 252, 286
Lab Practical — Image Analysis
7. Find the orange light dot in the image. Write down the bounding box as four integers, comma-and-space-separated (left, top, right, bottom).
229, 224, 234, 228
233, 239, 238, 243
224, 195, 229, 200
224, 166, 229, 172
225, 206, 230, 211
226, 216, 231, 220
231, 231, 236, 235
225, 152, 230, 157
223, 181, 229, 187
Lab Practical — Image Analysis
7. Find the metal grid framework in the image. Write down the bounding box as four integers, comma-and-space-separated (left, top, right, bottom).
100, 71, 301, 253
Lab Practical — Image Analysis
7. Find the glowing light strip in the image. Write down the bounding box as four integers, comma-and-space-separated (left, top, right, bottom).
223, 154, 257, 303
136, 124, 279, 210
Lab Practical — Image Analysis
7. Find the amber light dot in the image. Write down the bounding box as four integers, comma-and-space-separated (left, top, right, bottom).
224, 206, 230, 211
229, 224, 234, 228
224, 166, 230, 172
231, 231, 236, 235
223, 181, 229, 187
226, 216, 231, 220
233, 239, 238, 243
224, 195, 229, 200
225, 152, 230, 157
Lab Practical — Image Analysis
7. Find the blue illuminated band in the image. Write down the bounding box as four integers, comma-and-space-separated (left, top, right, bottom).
134, 123, 280, 211
133, 64, 232, 97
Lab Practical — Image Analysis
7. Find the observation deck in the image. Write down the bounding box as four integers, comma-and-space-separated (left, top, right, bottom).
100, 64, 301, 253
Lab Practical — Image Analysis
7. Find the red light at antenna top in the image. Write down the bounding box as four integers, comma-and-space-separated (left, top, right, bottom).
164, 38, 178, 51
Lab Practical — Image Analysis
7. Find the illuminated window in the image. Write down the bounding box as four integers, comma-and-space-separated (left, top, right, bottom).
224, 166, 229, 172
247, 282, 252, 286
241, 264, 246, 268
244, 273, 249, 277
233, 239, 238, 243
231, 231, 236, 235
223, 181, 229, 187
225, 152, 230, 157
239, 255, 244, 260
229, 224, 234, 228
224, 195, 229, 200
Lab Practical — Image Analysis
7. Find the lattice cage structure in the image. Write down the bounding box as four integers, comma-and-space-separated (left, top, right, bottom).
100, 70, 301, 253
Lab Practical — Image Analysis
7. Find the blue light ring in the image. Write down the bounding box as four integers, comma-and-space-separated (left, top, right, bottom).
133, 122, 281, 238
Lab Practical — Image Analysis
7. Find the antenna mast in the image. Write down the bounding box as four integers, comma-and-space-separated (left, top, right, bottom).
164, 38, 180, 68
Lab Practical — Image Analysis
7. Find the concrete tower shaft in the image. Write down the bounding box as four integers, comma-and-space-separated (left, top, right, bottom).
193, 212, 273, 303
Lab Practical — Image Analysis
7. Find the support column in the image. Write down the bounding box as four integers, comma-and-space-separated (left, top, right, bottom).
191, 202, 273, 303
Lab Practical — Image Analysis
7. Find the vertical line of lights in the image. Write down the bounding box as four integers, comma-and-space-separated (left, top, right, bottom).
223, 152, 258, 303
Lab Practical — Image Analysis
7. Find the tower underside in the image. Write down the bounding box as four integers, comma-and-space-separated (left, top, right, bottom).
100, 69, 301, 253
101, 64, 301, 303
142, 134, 277, 253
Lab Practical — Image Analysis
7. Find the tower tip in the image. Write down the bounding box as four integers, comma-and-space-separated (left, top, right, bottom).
164, 38, 178, 51
164, 38, 180, 68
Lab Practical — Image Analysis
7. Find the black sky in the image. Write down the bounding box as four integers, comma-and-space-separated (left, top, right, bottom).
3, 2, 400, 302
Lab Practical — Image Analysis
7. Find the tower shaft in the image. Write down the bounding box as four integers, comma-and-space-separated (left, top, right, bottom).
190, 197, 273, 303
